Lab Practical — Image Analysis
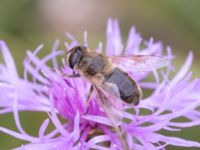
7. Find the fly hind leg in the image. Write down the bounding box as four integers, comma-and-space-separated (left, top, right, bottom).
86, 86, 94, 106
84, 86, 94, 114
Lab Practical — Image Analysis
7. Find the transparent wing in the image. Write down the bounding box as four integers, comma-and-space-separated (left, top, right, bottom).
87, 76, 124, 126
109, 55, 169, 72
87, 76, 131, 149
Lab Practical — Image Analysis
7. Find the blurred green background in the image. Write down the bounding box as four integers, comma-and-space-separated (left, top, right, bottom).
0, 0, 200, 149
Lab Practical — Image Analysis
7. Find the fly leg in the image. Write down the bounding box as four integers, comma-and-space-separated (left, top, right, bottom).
51, 68, 80, 78
86, 86, 94, 106
84, 86, 94, 114
68, 73, 81, 78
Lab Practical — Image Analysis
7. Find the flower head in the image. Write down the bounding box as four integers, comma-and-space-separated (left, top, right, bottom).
0, 18, 200, 150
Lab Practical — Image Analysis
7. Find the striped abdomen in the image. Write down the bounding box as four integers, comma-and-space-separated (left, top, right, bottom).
104, 68, 141, 105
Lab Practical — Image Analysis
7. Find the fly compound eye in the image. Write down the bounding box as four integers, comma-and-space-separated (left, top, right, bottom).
68, 52, 80, 69
67, 45, 88, 69
68, 46, 85, 69
75, 46, 87, 53
75, 46, 82, 51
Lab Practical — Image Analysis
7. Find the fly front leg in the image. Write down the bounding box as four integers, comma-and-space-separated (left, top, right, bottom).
68, 73, 81, 78
51, 68, 80, 78
61, 72, 80, 78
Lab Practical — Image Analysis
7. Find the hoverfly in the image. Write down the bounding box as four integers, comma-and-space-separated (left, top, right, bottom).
62, 45, 168, 149
66, 45, 168, 106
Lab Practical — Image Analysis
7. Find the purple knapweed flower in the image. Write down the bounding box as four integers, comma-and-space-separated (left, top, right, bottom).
0, 18, 200, 150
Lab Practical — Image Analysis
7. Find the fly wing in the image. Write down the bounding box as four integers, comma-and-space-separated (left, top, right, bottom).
87, 76, 130, 149
87, 76, 124, 126
109, 55, 169, 72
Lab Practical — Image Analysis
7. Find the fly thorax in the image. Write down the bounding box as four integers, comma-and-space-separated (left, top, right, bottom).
79, 54, 108, 76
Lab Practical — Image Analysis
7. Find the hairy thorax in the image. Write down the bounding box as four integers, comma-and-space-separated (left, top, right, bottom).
77, 52, 113, 76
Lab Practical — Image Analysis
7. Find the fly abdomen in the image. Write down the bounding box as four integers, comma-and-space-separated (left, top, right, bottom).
104, 68, 141, 105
